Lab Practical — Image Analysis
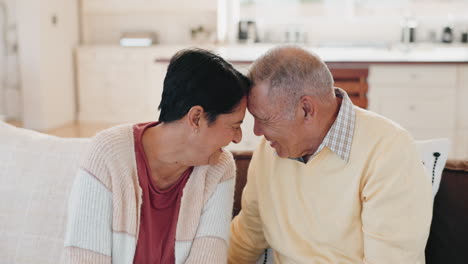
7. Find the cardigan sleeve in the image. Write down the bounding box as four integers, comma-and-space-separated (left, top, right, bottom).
63, 135, 115, 264
361, 130, 433, 264
63, 168, 113, 264
184, 155, 236, 264
228, 147, 268, 264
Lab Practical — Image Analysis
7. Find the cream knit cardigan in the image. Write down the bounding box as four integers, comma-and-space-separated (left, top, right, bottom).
64, 124, 236, 263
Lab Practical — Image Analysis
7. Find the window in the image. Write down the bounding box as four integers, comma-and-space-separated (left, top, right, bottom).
237, 0, 468, 43
240, 0, 468, 19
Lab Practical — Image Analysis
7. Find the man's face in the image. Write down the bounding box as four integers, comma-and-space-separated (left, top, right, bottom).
247, 82, 306, 158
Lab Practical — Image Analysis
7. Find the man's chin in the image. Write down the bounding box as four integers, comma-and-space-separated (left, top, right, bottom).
268, 142, 288, 158
274, 149, 289, 158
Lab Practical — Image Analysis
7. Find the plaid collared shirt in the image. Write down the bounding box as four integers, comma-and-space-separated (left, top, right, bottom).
292, 88, 356, 163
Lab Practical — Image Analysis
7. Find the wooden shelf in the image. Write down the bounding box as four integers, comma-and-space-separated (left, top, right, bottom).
330, 68, 369, 109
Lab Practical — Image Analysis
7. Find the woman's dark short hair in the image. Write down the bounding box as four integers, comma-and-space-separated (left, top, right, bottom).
158, 48, 250, 124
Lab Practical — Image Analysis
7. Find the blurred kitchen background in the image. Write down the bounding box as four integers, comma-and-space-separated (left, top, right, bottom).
0, 0, 468, 158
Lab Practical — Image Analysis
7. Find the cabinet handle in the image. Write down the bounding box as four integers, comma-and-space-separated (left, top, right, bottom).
154, 58, 170, 63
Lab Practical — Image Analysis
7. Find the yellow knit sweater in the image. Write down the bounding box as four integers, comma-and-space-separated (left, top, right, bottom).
229, 107, 433, 264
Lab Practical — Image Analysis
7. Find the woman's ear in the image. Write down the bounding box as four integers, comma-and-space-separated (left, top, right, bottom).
300, 96, 315, 121
187, 105, 204, 132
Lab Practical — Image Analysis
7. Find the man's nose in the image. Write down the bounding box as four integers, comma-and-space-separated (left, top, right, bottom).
253, 119, 264, 136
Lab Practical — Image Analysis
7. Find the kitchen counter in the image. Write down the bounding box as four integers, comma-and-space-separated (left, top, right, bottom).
78, 43, 468, 64
218, 44, 468, 64
76, 43, 468, 159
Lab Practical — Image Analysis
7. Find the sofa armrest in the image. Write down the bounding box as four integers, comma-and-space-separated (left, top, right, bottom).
445, 159, 468, 172
425, 159, 468, 264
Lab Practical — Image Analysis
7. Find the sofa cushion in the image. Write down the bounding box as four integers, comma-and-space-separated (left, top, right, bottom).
0, 122, 89, 263
425, 160, 468, 264
232, 151, 252, 217
415, 139, 450, 197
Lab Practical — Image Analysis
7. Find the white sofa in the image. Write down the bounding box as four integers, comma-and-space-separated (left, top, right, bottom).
0, 121, 89, 263
0, 120, 450, 263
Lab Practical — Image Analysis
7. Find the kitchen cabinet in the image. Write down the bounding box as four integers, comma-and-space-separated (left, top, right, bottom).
455, 130, 468, 159
77, 51, 261, 151
457, 66, 468, 129
368, 64, 462, 158
456, 65, 468, 159
76, 47, 467, 158
77, 48, 163, 123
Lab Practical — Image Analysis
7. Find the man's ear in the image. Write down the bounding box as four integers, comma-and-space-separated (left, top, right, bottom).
300, 96, 315, 121
187, 105, 204, 131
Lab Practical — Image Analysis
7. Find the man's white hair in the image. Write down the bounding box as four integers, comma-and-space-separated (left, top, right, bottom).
249, 45, 335, 119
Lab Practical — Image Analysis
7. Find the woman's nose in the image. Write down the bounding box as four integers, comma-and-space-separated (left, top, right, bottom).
232, 128, 242, 144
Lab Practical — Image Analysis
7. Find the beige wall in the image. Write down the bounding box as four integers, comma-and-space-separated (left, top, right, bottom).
17, 0, 79, 130
0, 0, 21, 121
81, 0, 218, 45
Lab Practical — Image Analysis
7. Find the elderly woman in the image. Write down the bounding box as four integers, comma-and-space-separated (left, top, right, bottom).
64, 49, 250, 263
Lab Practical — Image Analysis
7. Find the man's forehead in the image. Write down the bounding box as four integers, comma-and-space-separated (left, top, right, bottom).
248, 100, 275, 122
247, 96, 262, 115
252, 81, 270, 95
248, 82, 269, 103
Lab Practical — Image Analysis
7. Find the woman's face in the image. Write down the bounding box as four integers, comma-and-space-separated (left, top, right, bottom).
194, 97, 247, 166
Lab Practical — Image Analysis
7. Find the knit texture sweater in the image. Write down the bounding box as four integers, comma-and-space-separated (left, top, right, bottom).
229, 107, 433, 264
64, 124, 236, 263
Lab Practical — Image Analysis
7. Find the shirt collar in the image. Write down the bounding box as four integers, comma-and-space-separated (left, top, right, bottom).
291, 88, 356, 163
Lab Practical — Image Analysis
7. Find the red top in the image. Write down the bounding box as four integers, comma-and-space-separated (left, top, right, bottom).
133, 122, 192, 264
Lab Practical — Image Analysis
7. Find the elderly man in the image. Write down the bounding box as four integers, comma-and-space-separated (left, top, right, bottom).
228, 46, 433, 264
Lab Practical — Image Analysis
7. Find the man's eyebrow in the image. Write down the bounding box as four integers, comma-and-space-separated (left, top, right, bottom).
249, 112, 260, 119
251, 113, 267, 122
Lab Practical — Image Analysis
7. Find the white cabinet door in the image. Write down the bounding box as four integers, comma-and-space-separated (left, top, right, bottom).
457, 65, 468, 130
455, 65, 468, 159
77, 49, 158, 123
454, 129, 468, 159
368, 65, 457, 88
77, 50, 114, 122
378, 94, 455, 138
106, 56, 148, 122
368, 64, 459, 157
